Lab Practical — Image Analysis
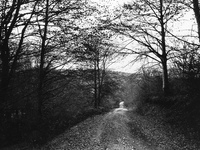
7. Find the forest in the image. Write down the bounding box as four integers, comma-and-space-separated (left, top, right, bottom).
1, 0, 200, 148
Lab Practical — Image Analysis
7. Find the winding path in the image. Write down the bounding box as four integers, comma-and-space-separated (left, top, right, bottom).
44, 106, 199, 150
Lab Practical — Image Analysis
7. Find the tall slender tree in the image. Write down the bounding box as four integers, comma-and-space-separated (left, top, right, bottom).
74, 29, 115, 108
33, 0, 90, 116
37, 0, 49, 117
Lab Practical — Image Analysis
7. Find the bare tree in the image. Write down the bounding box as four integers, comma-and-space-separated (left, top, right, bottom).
0, 0, 38, 113
33, 0, 90, 117
75, 29, 115, 108
37, 0, 49, 118
172, 42, 200, 78
105, 0, 184, 95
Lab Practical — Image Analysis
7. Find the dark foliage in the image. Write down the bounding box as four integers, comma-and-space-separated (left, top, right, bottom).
127, 68, 200, 142
0, 68, 121, 148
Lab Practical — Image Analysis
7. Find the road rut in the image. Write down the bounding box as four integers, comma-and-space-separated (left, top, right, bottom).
44, 108, 199, 150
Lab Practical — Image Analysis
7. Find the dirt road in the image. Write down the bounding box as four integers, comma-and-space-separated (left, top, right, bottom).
44, 107, 199, 150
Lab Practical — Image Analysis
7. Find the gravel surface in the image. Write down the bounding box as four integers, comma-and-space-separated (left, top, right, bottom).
43, 107, 200, 150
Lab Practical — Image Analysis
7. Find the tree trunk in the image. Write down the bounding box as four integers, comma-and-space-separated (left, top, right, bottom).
97, 58, 101, 107
37, 0, 49, 117
162, 59, 169, 95
0, 43, 10, 111
193, 0, 200, 42
94, 60, 98, 108
160, 0, 169, 95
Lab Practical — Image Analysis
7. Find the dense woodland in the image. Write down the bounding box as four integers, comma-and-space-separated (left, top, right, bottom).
1, 0, 200, 148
